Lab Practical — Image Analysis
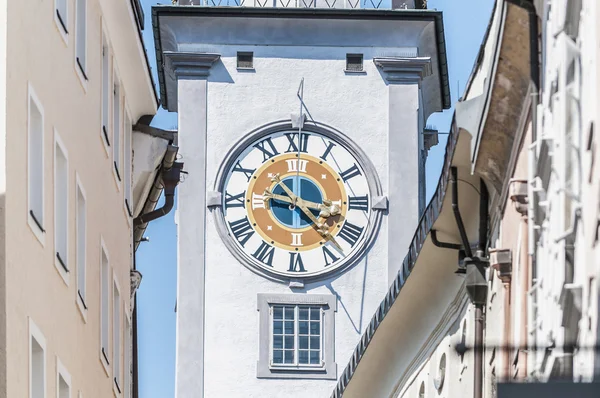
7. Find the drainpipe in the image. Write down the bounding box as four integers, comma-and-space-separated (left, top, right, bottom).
451, 167, 473, 258
475, 179, 488, 398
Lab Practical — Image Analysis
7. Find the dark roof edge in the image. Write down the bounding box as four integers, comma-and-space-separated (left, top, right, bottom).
330, 116, 460, 398
129, 0, 159, 108
152, 6, 450, 110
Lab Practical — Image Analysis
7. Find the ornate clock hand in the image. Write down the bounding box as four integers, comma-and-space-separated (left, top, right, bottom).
270, 173, 298, 208
263, 189, 325, 212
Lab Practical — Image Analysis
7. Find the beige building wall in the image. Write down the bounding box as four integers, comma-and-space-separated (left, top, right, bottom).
0, 0, 156, 397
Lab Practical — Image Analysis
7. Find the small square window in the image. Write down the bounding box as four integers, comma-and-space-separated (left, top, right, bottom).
346, 54, 364, 72
237, 52, 254, 69
257, 294, 337, 380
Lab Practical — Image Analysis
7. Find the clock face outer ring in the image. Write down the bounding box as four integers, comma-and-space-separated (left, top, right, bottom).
212, 120, 384, 283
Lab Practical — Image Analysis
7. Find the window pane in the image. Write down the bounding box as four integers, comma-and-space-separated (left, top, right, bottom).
299, 308, 309, 320
310, 351, 320, 364
299, 336, 308, 349
273, 307, 283, 320
284, 336, 294, 349
310, 308, 320, 320
284, 350, 294, 364
273, 335, 282, 349
299, 321, 308, 335
29, 95, 44, 226
76, 0, 86, 68
299, 350, 309, 364
310, 336, 320, 350
310, 322, 320, 335
273, 350, 283, 364
284, 307, 294, 319
76, 185, 86, 299
273, 321, 282, 335
284, 321, 294, 334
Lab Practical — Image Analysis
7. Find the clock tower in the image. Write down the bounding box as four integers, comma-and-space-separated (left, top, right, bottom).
152, 3, 449, 397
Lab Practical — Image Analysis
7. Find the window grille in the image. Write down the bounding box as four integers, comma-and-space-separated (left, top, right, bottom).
237, 52, 254, 69
271, 305, 323, 367
346, 54, 363, 72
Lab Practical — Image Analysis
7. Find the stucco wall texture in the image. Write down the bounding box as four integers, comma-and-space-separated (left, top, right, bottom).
173, 19, 439, 396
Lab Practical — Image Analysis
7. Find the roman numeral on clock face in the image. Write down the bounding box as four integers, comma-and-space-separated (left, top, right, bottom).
320, 141, 336, 161
338, 221, 364, 247
252, 241, 275, 267
288, 253, 306, 272
290, 233, 303, 246
348, 195, 369, 211
253, 137, 279, 162
339, 163, 362, 182
232, 161, 256, 182
228, 217, 254, 247
225, 191, 245, 209
252, 193, 265, 210
322, 246, 340, 267
286, 159, 308, 173
284, 133, 309, 153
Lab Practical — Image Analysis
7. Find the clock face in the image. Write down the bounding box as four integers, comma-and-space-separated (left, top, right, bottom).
220, 128, 375, 280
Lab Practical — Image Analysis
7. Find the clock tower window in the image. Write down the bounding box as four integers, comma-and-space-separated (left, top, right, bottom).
257, 293, 337, 380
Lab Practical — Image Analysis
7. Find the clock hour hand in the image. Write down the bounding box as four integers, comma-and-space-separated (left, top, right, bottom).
270, 173, 297, 204
263, 189, 323, 212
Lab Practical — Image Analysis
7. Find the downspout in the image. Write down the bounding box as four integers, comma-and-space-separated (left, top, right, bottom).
474, 180, 489, 398
451, 167, 473, 258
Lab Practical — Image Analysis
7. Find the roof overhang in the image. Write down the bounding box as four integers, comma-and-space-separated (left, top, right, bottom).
455, 0, 533, 195
332, 117, 482, 398
152, 6, 451, 112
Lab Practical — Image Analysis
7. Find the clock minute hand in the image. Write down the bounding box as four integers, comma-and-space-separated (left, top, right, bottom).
297, 204, 344, 253
270, 173, 298, 203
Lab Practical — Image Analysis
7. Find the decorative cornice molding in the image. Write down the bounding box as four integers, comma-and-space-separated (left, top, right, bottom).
373, 56, 433, 84
163, 51, 221, 79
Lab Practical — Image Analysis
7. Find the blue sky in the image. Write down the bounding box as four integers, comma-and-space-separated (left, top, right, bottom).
135, 1, 494, 397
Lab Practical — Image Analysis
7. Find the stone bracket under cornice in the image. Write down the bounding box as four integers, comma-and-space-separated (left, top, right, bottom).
373, 57, 433, 84
163, 51, 221, 80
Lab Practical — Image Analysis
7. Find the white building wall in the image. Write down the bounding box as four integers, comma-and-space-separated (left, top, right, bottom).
202, 48, 390, 398
165, 13, 446, 397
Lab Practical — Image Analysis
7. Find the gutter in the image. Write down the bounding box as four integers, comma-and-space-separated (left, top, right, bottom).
133, 145, 182, 250
152, 6, 451, 111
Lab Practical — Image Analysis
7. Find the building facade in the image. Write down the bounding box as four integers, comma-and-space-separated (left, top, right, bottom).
333, 0, 600, 397
152, 1, 448, 397
0, 1, 176, 397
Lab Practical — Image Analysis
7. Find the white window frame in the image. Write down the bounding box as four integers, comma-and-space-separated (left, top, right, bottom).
75, 174, 87, 321
123, 303, 132, 398
112, 274, 122, 396
257, 294, 337, 380
269, 305, 324, 369
74, 0, 88, 88
123, 107, 133, 220
101, 30, 111, 154
27, 84, 46, 246
56, 357, 71, 398
29, 317, 46, 398
112, 70, 122, 188
53, 130, 69, 285
99, 239, 110, 376
54, 0, 69, 44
